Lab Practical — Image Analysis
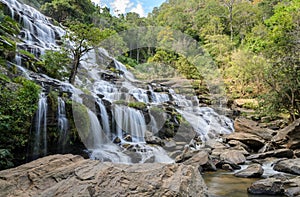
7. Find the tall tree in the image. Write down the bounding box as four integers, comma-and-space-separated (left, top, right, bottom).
64, 22, 113, 84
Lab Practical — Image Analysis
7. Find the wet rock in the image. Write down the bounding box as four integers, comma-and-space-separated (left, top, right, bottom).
221, 164, 233, 171
272, 119, 300, 149
144, 131, 164, 146
247, 149, 294, 160
284, 177, 300, 197
294, 150, 300, 158
235, 164, 264, 178
113, 137, 121, 144
0, 154, 208, 197
273, 158, 300, 175
224, 132, 265, 152
124, 135, 132, 142
248, 178, 285, 195
220, 150, 246, 165
215, 160, 241, 170
234, 118, 276, 140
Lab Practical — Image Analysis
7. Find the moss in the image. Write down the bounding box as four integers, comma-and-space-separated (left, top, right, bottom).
128, 102, 147, 110
72, 102, 90, 140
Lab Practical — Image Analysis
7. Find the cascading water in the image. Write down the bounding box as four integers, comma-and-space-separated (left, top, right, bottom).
32, 93, 47, 158
113, 105, 146, 143
57, 97, 68, 151
6, 0, 235, 164
96, 99, 110, 136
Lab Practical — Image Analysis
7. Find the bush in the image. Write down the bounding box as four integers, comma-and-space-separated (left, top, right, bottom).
0, 77, 40, 169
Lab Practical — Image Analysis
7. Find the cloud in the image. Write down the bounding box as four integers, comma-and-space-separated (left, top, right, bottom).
110, 0, 134, 15
130, 2, 146, 17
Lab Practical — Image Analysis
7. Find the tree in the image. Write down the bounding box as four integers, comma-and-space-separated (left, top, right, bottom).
41, 0, 96, 23
262, 0, 300, 120
64, 22, 113, 84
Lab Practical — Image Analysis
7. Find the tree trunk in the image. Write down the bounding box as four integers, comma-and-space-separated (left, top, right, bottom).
69, 54, 80, 85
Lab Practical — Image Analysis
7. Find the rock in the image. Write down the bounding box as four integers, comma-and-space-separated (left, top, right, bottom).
144, 131, 164, 146
205, 139, 227, 149
284, 177, 300, 197
182, 150, 217, 172
247, 149, 294, 160
247, 178, 285, 195
234, 118, 276, 140
221, 164, 233, 171
182, 150, 209, 166
220, 150, 246, 165
272, 119, 300, 149
235, 164, 264, 178
0, 154, 208, 197
273, 158, 300, 175
224, 132, 265, 152
227, 140, 250, 152
295, 150, 300, 158
124, 135, 132, 142
215, 160, 241, 170
234, 99, 258, 108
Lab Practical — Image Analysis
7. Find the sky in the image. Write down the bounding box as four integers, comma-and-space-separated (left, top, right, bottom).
91, 0, 166, 17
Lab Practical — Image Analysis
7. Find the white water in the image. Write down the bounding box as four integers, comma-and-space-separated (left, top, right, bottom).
113, 105, 146, 143
32, 93, 47, 158
96, 99, 110, 136
57, 97, 68, 151
6, 0, 235, 164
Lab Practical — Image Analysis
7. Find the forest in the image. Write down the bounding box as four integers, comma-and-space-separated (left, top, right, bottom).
0, 0, 299, 170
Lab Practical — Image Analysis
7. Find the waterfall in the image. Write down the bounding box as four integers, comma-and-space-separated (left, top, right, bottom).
96, 99, 110, 136
32, 93, 47, 158
177, 107, 234, 141
85, 109, 107, 149
4, 0, 235, 165
113, 105, 146, 143
57, 97, 68, 151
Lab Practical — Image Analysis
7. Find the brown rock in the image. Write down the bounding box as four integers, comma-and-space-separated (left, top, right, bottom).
272, 119, 300, 149
273, 158, 300, 175
247, 178, 284, 195
235, 164, 264, 178
247, 149, 294, 160
224, 132, 265, 152
220, 150, 246, 165
0, 154, 208, 197
234, 118, 275, 140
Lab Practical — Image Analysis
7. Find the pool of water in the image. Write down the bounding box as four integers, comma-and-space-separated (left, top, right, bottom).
203, 171, 284, 197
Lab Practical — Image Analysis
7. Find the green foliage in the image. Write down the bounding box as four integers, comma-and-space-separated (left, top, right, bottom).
0, 77, 40, 169
63, 21, 116, 84
41, 0, 96, 24
39, 50, 71, 80
0, 149, 14, 169
0, 6, 19, 62
117, 55, 138, 68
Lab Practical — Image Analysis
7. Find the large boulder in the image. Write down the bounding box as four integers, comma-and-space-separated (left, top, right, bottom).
0, 154, 208, 197
220, 150, 246, 165
235, 164, 264, 178
234, 118, 276, 140
272, 119, 300, 149
273, 158, 300, 175
247, 178, 285, 195
224, 132, 265, 152
248, 176, 300, 196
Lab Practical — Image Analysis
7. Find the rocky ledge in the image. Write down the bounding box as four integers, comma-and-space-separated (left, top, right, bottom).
0, 154, 208, 197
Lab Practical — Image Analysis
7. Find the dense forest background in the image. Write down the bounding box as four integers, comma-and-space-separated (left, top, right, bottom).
0, 0, 299, 168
